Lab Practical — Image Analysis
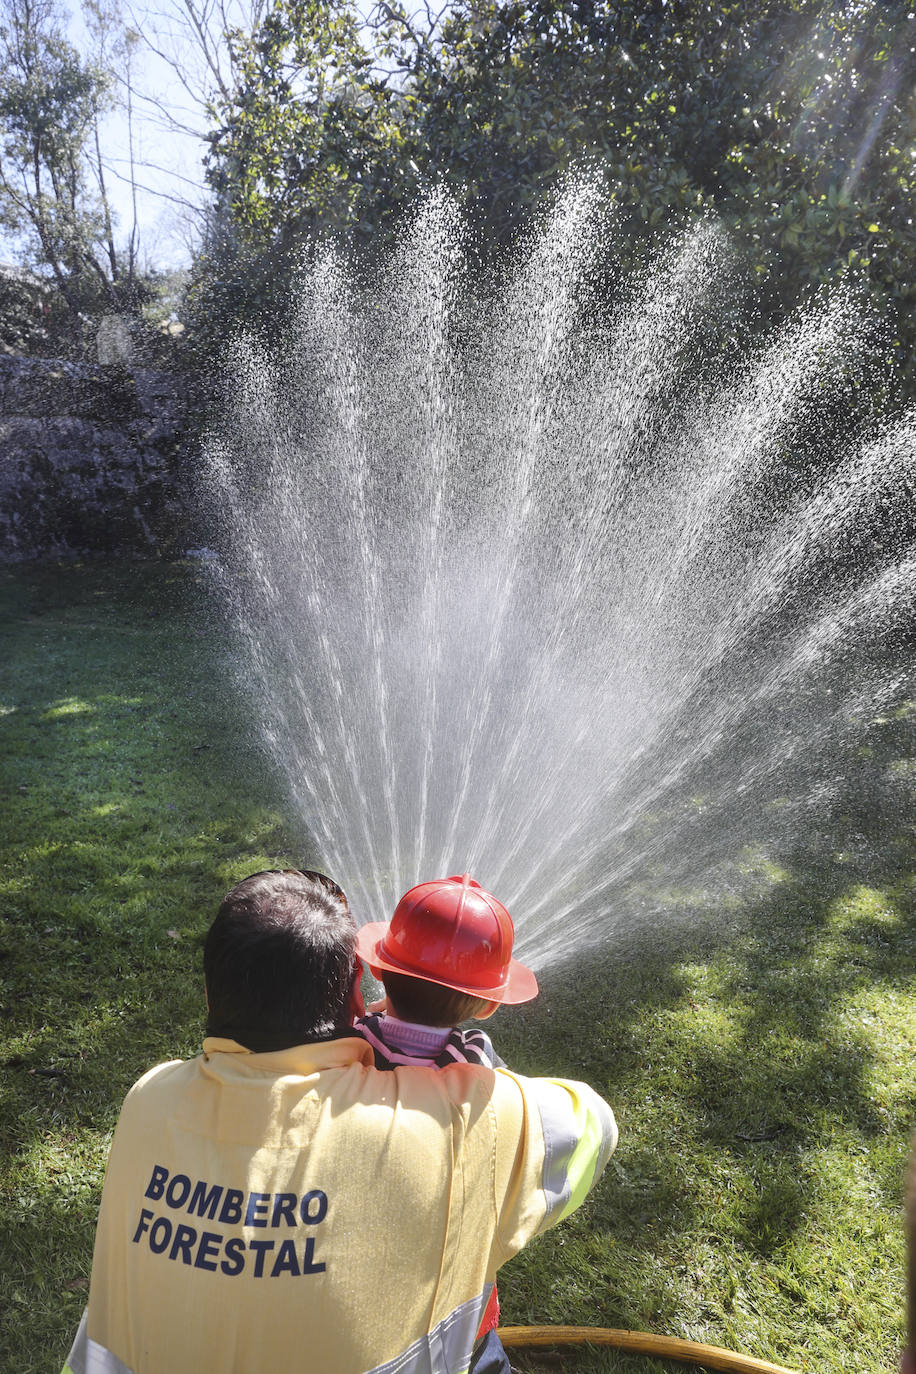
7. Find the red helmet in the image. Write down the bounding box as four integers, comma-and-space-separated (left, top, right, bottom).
355, 874, 538, 1004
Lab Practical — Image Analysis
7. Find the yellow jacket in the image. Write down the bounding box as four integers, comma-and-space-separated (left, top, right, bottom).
64, 1033, 616, 1374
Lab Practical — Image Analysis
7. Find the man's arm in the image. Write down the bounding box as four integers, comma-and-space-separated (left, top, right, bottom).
490, 1069, 617, 1265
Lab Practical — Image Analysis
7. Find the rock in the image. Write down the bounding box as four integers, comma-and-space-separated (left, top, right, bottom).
0, 354, 192, 561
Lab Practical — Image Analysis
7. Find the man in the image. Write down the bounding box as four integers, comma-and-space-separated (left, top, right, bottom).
64, 868, 617, 1374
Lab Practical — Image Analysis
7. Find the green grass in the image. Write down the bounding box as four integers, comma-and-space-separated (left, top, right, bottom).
496, 804, 916, 1368
1, 561, 913, 1374
0, 560, 305, 1371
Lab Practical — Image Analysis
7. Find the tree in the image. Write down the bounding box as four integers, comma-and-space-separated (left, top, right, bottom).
183, 0, 410, 354
203, 0, 407, 245
192, 0, 916, 391
0, 0, 143, 345
397, 0, 916, 283
82, 0, 142, 284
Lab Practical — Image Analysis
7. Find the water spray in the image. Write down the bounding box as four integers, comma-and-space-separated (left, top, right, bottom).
202, 181, 913, 1372
205, 183, 915, 967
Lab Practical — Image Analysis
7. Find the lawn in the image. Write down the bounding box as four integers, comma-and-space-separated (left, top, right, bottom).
1, 560, 913, 1374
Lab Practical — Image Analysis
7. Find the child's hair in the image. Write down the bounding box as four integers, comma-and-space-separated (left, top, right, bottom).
381, 970, 496, 1027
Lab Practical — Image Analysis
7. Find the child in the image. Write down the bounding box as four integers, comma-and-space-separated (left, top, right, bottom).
354, 872, 539, 1374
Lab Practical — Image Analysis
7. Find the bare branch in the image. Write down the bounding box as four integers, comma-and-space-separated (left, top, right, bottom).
101, 156, 208, 213
106, 156, 208, 197
127, 86, 209, 138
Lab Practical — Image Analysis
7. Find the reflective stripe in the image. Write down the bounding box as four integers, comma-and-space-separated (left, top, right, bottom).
63, 1294, 490, 1374
364, 1287, 493, 1374
592, 1092, 617, 1180
62, 1310, 134, 1374
532, 1081, 574, 1223
567, 1088, 617, 1219
62, 1310, 88, 1374
529, 1079, 618, 1232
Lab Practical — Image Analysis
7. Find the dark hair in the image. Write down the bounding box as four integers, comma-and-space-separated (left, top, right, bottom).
204, 869, 356, 1051
381, 969, 496, 1028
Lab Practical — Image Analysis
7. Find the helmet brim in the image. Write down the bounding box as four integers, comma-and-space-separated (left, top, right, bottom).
354, 921, 539, 1005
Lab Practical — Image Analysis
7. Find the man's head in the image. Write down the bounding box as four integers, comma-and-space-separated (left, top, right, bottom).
204, 869, 358, 1052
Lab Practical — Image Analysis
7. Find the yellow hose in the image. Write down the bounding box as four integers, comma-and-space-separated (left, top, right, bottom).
497, 1326, 798, 1374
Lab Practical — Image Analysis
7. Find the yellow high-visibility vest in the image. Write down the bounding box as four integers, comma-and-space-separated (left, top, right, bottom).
64, 1033, 616, 1374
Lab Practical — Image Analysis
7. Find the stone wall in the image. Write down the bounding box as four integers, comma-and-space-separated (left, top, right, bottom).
0, 355, 191, 562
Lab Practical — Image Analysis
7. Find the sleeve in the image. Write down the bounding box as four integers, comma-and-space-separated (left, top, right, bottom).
489, 1069, 617, 1266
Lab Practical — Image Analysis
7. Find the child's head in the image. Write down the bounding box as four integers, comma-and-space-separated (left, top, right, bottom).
378, 970, 498, 1027
355, 873, 537, 1024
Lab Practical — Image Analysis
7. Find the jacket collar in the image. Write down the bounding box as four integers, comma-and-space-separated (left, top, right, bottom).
201, 1031, 374, 1075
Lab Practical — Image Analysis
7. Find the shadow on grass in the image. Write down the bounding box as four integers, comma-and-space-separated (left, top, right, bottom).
0, 562, 321, 1370
494, 703, 914, 1369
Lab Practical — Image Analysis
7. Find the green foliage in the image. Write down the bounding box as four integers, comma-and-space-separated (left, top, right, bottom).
0, 264, 61, 354
0, 263, 177, 360
0, 0, 148, 353
0, 0, 106, 292
193, 0, 916, 393
187, 0, 403, 343
206, 0, 398, 242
